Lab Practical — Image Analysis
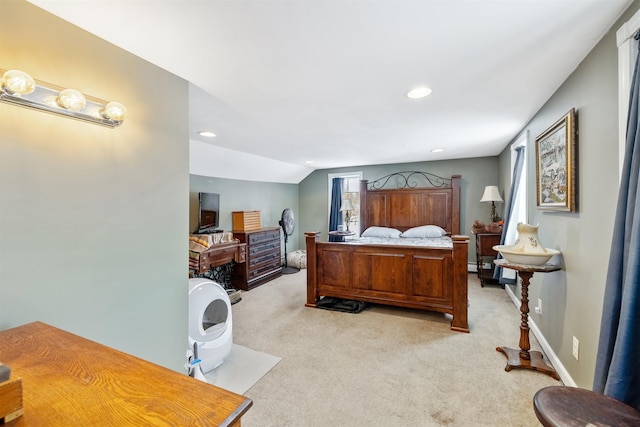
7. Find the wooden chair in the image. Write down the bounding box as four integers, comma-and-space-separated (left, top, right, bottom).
533, 386, 640, 426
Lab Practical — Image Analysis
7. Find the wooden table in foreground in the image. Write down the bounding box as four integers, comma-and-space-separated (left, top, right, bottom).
494, 259, 561, 380
0, 322, 252, 426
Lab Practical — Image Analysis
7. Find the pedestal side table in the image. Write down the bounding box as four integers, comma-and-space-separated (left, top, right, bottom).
494, 259, 561, 380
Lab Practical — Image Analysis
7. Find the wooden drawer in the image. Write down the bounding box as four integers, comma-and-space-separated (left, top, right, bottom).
248, 229, 280, 245
477, 233, 500, 256
248, 248, 280, 269
249, 240, 280, 256
198, 244, 242, 273
248, 259, 282, 281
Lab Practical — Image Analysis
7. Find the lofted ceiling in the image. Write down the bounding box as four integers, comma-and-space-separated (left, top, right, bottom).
28, 0, 631, 183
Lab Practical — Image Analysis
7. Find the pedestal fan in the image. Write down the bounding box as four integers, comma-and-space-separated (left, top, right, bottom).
279, 208, 299, 274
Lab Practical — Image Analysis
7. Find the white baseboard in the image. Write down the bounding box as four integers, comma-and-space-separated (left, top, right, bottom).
503, 285, 576, 386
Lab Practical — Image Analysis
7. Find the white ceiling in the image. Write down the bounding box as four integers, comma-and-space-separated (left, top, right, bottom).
28, 0, 631, 183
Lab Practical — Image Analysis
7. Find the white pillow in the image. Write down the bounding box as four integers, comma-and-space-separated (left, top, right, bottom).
361, 226, 402, 238
400, 225, 446, 238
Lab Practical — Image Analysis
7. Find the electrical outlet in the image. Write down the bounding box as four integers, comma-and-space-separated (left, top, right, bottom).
572, 336, 579, 360
534, 298, 542, 315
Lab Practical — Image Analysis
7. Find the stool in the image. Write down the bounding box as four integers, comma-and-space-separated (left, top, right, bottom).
533, 386, 640, 427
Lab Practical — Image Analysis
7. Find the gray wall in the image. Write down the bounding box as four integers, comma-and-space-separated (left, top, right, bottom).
4, 0, 634, 388
190, 175, 299, 251
190, 157, 502, 270
299, 157, 501, 262
0, 1, 189, 371
497, 0, 640, 388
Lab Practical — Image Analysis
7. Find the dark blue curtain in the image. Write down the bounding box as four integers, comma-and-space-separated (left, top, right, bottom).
328, 178, 344, 242
593, 33, 640, 410
493, 146, 525, 285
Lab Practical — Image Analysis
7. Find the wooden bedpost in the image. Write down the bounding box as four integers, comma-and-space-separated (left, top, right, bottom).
359, 180, 368, 231
451, 234, 470, 332
304, 232, 320, 307
451, 175, 461, 235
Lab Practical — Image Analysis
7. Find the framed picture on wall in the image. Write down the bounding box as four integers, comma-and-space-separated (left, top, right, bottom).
535, 108, 577, 212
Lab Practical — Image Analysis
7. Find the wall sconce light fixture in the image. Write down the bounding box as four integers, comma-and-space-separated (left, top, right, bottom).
0, 69, 126, 128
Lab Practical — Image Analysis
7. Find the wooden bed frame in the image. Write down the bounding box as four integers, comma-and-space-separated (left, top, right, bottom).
305, 172, 469, 332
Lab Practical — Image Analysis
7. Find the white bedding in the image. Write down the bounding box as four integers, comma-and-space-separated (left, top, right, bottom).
343, 236, 453, 249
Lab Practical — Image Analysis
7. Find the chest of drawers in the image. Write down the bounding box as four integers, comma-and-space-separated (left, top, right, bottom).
232, 227, 282, 290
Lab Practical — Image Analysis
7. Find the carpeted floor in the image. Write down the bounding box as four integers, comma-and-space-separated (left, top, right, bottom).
231, 271, 560, 426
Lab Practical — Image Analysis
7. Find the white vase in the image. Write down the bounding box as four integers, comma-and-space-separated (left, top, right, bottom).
511, 223, 548, 255
493, 223, 561, 265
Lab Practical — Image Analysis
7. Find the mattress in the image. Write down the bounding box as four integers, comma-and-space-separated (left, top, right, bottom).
343, 236, 453, 249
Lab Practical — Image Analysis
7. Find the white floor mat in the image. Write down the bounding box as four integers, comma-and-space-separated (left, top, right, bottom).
203, 343, 281, 395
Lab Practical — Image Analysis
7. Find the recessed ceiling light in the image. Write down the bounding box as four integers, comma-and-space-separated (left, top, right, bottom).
407, 86, 432, 99
431, 148, 444, 153
304, 160, 315, 165
198, 131, 216, 138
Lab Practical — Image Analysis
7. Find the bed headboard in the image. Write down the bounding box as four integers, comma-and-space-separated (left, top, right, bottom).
359, 172, 461, 235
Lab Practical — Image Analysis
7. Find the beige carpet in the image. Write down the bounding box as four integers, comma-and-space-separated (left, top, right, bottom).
202, 344, 281, 395
231, 271, 560, 426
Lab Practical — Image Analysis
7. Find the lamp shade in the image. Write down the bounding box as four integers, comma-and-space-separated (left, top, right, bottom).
340, 199, 354, 211
480, 186, 503, 203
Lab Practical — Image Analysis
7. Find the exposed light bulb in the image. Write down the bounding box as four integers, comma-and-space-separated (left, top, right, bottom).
1, 68, 127, 127
2, 69, 36, 95
57, 89, 86, 111
102, 101, 127, 121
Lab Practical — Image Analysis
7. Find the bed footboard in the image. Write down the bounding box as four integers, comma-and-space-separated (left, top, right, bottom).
305, 232, 469, 332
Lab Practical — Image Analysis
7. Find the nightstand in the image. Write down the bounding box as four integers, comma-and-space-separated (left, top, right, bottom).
328, 230, 355, 242
474, 232, 502, 287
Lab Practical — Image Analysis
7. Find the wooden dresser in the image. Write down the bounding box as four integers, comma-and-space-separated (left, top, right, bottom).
232, 227, 282, 290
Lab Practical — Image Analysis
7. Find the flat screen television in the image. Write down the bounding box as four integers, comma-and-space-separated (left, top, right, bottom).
197, 192, 220, 233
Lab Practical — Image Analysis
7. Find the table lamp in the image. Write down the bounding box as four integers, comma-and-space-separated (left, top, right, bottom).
480, 185, 503, 223
340, 199, 354, 231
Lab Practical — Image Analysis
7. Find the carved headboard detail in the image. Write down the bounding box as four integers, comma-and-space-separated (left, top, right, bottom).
359, 172, 461, 234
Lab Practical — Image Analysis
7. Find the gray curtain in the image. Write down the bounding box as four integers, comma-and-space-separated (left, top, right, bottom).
593, 33, 640, 410
328, 178, 344, 242
493, 145, 525, 285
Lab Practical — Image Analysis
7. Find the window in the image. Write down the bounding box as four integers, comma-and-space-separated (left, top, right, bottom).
500, 132, 528, 282
328, 171, 363, 236
506, 132, 528, 245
